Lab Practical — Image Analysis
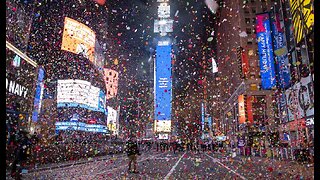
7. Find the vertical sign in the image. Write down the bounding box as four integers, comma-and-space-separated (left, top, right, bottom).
256, 13, 276, 89
154, 45, 172, 132
246, 95, 254, 124
238, 95, 246, 124
271, 13, 291, 89
201, 102, 205, 131
32, 67, 45, 122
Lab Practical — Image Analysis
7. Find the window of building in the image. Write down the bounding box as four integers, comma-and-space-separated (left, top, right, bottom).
244, 8, 250, 14
250, 71, 256, 78
245, 18, 250, 24
252, 18, 256, 24
262, 7, 267, 12
246, 28, 252, 34
251, 8, 256, 14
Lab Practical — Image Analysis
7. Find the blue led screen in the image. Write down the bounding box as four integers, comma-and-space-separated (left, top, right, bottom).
256, 13, 276, 89
155, 45, 172, 121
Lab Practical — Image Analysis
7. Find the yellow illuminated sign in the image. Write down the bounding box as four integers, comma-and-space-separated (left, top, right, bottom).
289, 0, 314, 44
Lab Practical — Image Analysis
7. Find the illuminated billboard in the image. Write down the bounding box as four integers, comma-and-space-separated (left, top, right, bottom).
154, 120, 171, 133
107, 106, 118, 132
286, 75, 313, 121
238, 95, 245, 124
55, 121, 108, 133
57, 79, 106, 114
271, 13, 291, 89
104, 69, 119, 99
256, 13, 276, 90
289, 0, 314, 44
32, 67, 45, 122
154, 45, 172, 124
61, 17, 96, 63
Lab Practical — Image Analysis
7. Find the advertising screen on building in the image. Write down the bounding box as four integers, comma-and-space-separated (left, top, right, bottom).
154, 45, 172, 124
289, 0, 314, 44
6, 46, 38, 114
55, 121, 108, 133
256, 13, 276, 90
271, 13, 291, 89
238, 95, 245, 124
286, 75, 313, 121
154, 120, 171, 133
57, 79, 106, 114
61, 17, 96, 63
104, 69, 119, 99
32, 67, 45, 122
107, 106, 118, 132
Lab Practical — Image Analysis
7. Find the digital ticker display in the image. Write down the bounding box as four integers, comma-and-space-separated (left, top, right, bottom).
154, 45, 172, 122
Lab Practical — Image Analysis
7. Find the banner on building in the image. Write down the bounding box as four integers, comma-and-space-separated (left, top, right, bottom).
238, 95, 246, 124
61, 17, 96, 63
271, 13, 291, 89
154, 45, 172, 124
289, 0, 314, 44
285, 75, 313, 121
256, 13, 276, 89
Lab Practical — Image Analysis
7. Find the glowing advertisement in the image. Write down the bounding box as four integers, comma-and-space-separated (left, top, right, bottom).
107, 106, 118, 132
238, 95, 245, 124
154, 45, 172, 123
61, 17, 96, 63
201, 102, 205, 131
32, 67, 45, 122
256, 13, 276, 89
57, 79, 106, 114
285, 75, 314, 121
289, 0, 314, 44
104, 69, 119, 99
55, 121, 108, 133
271, 13, 291, 89
154, 120, 171, 133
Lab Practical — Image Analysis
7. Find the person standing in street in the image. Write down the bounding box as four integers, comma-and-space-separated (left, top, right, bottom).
125, 136, 140, 173
11, 128, 32, 180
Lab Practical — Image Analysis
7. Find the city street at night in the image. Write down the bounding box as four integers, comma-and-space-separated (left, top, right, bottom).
7, 149, 313, 179
6, 0, 314, 179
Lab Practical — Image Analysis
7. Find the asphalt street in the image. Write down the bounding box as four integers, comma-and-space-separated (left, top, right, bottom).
8, 150, 314, 180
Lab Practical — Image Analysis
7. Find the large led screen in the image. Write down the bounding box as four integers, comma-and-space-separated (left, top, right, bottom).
32, 67, 45, 122
256, 13, 276, 90
107, 106, 118, 132
57, 79, 106, 114
61, 17, 96, 63
154, 45, 172, 122
271, 13, 291, 89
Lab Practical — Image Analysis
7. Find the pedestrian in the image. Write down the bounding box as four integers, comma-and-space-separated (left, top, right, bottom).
11, 127, 32, 180
125, 136, 140, 173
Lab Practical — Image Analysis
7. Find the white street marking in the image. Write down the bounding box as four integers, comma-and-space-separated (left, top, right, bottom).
163, 152, 186, 180
205, 153, 247, 180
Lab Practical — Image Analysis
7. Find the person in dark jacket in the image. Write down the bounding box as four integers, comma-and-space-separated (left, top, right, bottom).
126, 136, 140, 173
11, 128, 32, 180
